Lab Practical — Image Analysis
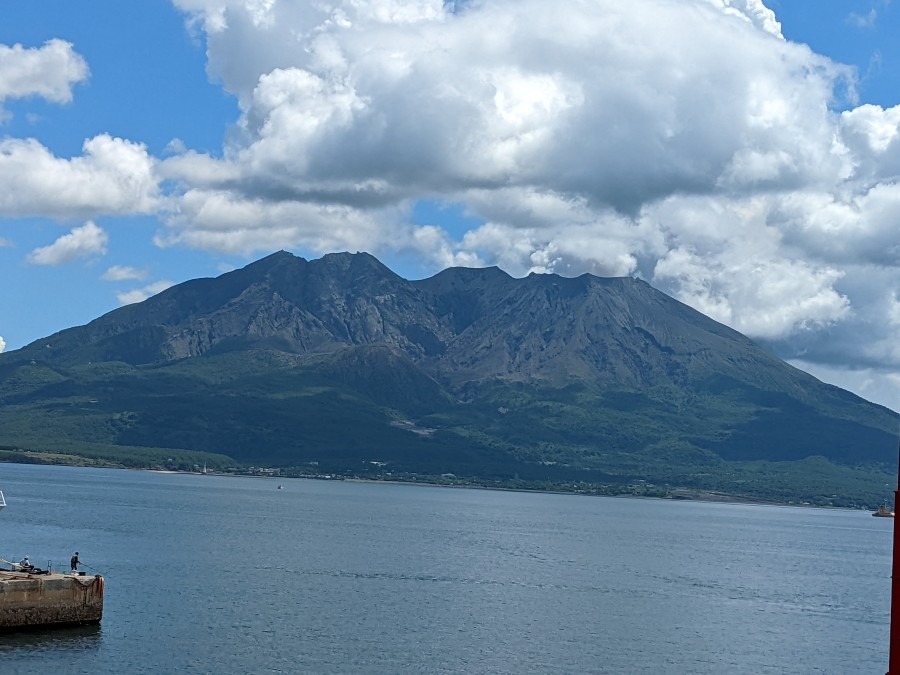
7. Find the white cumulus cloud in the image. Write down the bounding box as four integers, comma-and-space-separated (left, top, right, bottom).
0, 41, 161, 228
0, 39, 89, 105
27, 221, 109, 266
0, 134, 160, 219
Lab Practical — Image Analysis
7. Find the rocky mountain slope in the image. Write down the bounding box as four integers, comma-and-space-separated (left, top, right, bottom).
0, 251, 895, 504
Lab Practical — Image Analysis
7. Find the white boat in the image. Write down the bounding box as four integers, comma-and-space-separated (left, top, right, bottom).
0, 490, 5, 511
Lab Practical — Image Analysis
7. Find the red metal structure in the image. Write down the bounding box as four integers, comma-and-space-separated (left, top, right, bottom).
889, 442, 900, 674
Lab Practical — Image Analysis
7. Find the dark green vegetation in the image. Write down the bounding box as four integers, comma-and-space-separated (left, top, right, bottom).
0, 251, 896, 506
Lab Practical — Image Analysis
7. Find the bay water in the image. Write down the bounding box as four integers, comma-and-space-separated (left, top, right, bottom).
0, 463, 892, 673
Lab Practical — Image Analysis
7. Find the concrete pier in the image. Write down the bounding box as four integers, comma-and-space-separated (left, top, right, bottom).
0, 571, 104, 630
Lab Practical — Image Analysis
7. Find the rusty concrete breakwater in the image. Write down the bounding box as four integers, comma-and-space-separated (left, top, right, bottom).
0, 571, 103, 630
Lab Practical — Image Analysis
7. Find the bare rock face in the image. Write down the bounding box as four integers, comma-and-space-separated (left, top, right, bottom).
13, 250, 775, 390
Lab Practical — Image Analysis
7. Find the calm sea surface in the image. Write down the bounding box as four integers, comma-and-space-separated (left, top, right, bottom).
0, 463, 893, 674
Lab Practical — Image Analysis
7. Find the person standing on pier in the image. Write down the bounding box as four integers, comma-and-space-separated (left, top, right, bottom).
70, 552, 79, 571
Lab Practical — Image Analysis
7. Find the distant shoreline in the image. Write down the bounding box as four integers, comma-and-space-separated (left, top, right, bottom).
340, 477, 862, 511
0, 456, 883, 511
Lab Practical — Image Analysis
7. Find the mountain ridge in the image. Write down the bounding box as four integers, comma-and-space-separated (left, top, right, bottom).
0, 250, 895, 504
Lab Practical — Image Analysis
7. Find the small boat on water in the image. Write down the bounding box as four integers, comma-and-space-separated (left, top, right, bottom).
0, 490, 5, 511
873, 504, 895, 518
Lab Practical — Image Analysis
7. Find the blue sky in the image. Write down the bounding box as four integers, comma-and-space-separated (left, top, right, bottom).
2, 0, 900, 410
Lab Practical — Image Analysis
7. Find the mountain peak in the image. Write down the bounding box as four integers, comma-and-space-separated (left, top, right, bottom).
318, 250, 394, 270
239, 249, 303, 275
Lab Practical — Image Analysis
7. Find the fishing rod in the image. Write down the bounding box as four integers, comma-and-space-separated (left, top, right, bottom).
78, 562, 102, 574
